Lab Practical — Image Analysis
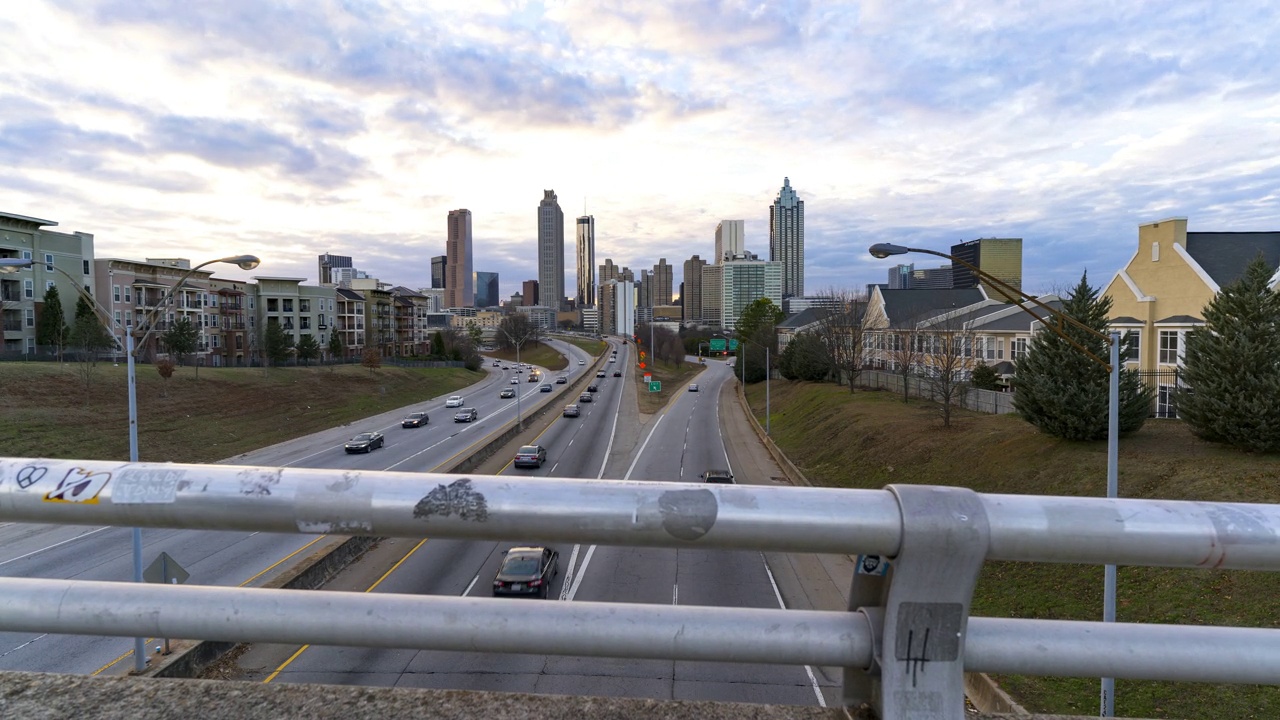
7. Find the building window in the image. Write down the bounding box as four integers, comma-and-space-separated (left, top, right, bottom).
46, 280, 54, 292
44, 254, 54, 271
267, 298, 279, 312
1011, 337, 1028, 363
26, 308, 35, 327
21, 250, 32, 261
248, 297, 255, 310
1159, 330, 1179, 365
114, 311, 122, 326
211, 335, 219, 348
23, 279, 33, 299
283, 299, 294, 313
113, 285, 121, 302
83, 260, 90, 275
299, 299, 310, 313
1122, 330, 1141, 363
124, 287, 131, 303
300, 316, 310, 330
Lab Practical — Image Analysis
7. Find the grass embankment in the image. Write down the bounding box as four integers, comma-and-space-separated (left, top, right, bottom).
552, 335, 607, 357
0, 362, 481, 463
744, 381, 1278, 720
487, 341, 567, 371
635, 359, 706, 415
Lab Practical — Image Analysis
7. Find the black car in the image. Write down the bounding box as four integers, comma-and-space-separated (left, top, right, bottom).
539, 384, 553, 393
700, 469, 734, 484
344, 431, 384, 453
492, 546, 559, 598
587, 384, 599, 392
579, 393, 593, 403
401, 411, 429, 428
612, 371, 622, 377
453, 408, 479, 423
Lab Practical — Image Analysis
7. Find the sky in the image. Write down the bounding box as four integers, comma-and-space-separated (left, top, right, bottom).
2, 1, 1279, 302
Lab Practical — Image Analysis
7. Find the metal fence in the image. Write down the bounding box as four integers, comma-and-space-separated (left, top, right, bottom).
851, 369, 1017, 414
0, 457, 1276, 719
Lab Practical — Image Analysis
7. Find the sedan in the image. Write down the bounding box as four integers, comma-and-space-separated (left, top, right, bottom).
578, 393, 594, 403
539, 384, 553, 393
492, 546, 558, 598
401, 411, 429, 428
500, 388, 515, 398
509, 378, 519, 384
563, 404, 580, 418
578, 359, 586, 365
586, 384, 599, 393
513, 444, 548, 468
688, 383, 699, 393
596, 371, 606, 378
344, 431, 384, 453
612, 371, 622, 377
555, 375, 568, 384
453, 408, 478, 423
445, 395, 464, 408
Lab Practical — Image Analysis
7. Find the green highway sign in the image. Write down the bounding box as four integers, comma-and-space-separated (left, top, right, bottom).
729, 339, 739, 351
709, 338, 726, 352
648, 381, 661, 392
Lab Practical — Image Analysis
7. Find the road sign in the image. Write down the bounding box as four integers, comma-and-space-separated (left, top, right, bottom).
729, 339, 739, 351
144, 552, 189, 585
709, 338, 726, 352
638, 362, 646, 369
648, 381, 661, 392
643, 374, 652, 383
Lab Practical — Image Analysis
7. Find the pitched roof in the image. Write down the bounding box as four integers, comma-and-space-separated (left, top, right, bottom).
1185, 232, 1280, 287
972, 299, 1065, 332
389, 285, 427, 298
879, 288, 986, 328
1155, 314, 1204, 325
336, 288, 364, 300
777, 307, 829, 330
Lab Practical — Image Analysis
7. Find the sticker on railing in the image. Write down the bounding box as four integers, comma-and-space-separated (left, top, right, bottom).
43, 467, 113, 504
857, 554, 890, 576
113, 469, 185, 504
14, 465, 49, 490
413, 478, 489, 522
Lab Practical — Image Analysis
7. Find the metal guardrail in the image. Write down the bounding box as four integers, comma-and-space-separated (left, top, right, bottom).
1, 457, 1278, 719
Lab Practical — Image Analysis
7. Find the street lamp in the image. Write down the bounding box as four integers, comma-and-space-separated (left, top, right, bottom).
869, 242, 1121, 716
1, 253, 260, 673
497, 325, 532, 429
737, 337, 772, 436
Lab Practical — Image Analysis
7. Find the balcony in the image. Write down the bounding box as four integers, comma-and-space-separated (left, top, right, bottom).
3, 322, 21, 333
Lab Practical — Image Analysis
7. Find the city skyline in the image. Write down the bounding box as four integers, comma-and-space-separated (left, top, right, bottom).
2, 3, 1279, 300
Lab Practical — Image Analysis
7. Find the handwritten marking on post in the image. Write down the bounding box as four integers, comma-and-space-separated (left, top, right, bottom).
15, 466, 48, 490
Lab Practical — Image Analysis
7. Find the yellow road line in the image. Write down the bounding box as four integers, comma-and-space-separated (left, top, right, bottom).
261, 537, 429, 684
91, 535, 328, 677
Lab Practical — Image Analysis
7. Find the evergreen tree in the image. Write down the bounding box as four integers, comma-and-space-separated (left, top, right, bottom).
295, 333, 321, 366
1177, 255, 1280, 453
1014, 272, 1153, 440
328, 333, 344, 363
971, 363, 1000, 391
36, 286, 70, 358
263, 322, 294, 366
779, 332, 832, 382
69, 296, 115, 358
164, 317, 200, 367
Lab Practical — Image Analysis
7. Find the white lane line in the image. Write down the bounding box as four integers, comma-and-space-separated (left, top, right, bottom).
715, 389, 733, 474
761, 554, 827, 708
462, 573, 480, 597
564, 544, 596, 601
558, 545, 582, 601
672, 584, 678, 605
550, 463, 559, 473
0, 527, 110, 568
0, 634, 47, 659
622, 414, 665, 480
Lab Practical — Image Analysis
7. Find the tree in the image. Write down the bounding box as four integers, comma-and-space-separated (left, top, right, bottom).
886, 319, 926, 404
67, 298, 115, 390
735, 298, 784, 384
430, 330, 446, 358
497, 313, 535, 352
1177, 255, 1280, 453
263, 322, 294, 367
295, 333, 321, 366
327, 333, 344, 365
36, 285, 70, 360
164, 318, 199, 368
155, 357, 176, 398
918, 312, 978, 428
971, 363, 1001, 391
361, 345, 382, 372
1014, 272, 1154, 440
810, 288, 868, 389
779, 332, 832, 382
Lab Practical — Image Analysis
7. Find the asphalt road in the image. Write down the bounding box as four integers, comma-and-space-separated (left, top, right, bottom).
252, 348, 836, 707
0, 339, 590, 676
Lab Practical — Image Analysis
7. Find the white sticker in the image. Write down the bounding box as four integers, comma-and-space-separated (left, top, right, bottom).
113, 469, 185, 504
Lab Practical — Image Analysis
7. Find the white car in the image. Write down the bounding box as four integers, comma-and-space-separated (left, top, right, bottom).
578, 359, 585, 365
608, 357, 616, 363
445, 395, 464, 408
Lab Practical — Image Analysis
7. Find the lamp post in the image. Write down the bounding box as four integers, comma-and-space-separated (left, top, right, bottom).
869, 242, 1121, 716
737, 337, 772, 436
2, 254, 260, 673
498, 325, 532, 429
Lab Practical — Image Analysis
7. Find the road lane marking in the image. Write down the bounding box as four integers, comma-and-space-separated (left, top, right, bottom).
262, 537, 429, 684
463, 573, 480, 596
672, 584, 678, 605
0, 634, 46, 660
761, 554, 827, 708
0, 526, 111, 568
564, 544, 596, 601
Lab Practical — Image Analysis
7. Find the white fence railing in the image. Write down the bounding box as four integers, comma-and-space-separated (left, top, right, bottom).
1, 457, 1277, 719
852, 369, 1016, 414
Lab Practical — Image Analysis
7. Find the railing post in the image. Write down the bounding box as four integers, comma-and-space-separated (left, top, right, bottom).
847, 485, 989, 720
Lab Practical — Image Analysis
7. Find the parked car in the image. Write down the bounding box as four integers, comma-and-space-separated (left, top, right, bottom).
700, 469, 734, 484
500, 388, 515, 398
688, 383, 699, 393
555, 375, 568, 384
540, 384, 553, 393
453, 407, 478, 423
612, 371, 622, 377
513, 444, 548, 468
579, 393, 594, 403
563, 404, 580, 418
492, 546, 559, 598
587, 384, 599, 393
401, 411, 429, 428
344, 431, 384, 453
596, 371, 606, 378
445, 395, 464, 408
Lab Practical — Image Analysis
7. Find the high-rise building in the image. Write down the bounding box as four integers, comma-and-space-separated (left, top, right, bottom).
599, 258, 620, 285
683, 255, 706, 323
474, 271, 499, 308
598, 279, 635, 337
701, 264, 724, 328
911, 265, 953, 289
637, 269, 651, 308
723, 259, 784, 331
950, 238, 1023, 298
769, 177, 805, 298
318, 253, 352, 285
887, 263, 914, 289
715, 220, 745, 264
445, 210, 473, 308
431, 255, 447, 289
650, 258, 673, 307
537, 190, 565, 311
576, 215, 595, 310
522, 279, 539, 306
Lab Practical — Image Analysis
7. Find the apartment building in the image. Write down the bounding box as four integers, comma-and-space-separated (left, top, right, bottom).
1, 212, 96, 356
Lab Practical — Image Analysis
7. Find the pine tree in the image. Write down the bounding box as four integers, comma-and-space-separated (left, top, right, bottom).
327, 333, 344, 363
1014, 272, 1153, 440
36, 286, 70, 358
1177, 255, 1280, 453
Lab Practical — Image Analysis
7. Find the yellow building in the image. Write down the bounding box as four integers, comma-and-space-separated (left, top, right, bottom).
1103, 216, 1280, 417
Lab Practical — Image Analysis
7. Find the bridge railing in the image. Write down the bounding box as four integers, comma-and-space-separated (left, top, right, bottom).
1, 457, 1278, 719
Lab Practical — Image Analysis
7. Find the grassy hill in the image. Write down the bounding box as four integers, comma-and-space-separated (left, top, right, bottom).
743, 380, 1278, 719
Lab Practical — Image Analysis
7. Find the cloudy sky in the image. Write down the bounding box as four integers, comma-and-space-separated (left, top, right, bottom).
3, 1, 1278, 301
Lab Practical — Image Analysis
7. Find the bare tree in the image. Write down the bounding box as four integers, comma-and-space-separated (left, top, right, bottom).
918, 311, 979, 428
811, 287, 868, 390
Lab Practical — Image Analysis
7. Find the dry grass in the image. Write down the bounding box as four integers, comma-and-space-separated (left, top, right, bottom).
487, 341, 566, 371
635, 360, 707, 415
745, 380, 1279, 719
0, 361, 482, 463
553, 335, 608, 357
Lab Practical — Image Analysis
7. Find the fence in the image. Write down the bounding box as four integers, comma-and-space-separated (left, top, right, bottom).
0, 457, 1276, 719
851, 369, 1017, 414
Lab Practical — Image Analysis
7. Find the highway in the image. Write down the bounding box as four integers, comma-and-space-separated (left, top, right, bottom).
0, 338, 591, 676
253, 347, 837, 706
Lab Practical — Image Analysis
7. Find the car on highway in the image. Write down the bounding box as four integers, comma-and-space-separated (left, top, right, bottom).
513, 444, 548, 468
608, 357, 616, 363
700, 469, 734, 484
612, 371, 622, 377
445, 395, 464, 408
688, 383, 699, 392
586, 384, 599, 392
492, 360, 500, 367
500, 388, 515, 398
555, 375, 568, 384
527, 375, 539, 383
453, 407, 479, 423
492, 546, 559, 598
539, 384, 553, 393
579, 392, 593, 403
596, 371, 606, 378
578, 359, 585, 365
562, 404, 580, 418
509, 377, 519, 384
344, 431, 384, 453
401, 411, 429, 428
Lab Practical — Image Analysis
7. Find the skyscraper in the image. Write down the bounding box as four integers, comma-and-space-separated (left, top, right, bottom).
576, 215, 595, 309
950, 238, 1023, 297
701, 265, 724, 328
474, 271, 499, 308
651, 258, 673, 306
537, 190, 565, 310
683, 255, 706, 323
445, 210, 473, 308
522, 279, 539, 306
318, 253, 352, 285
431, 255, 447, 290
715, 220, 745, 264
723, 259, 784, 331
769, 177, 805, 298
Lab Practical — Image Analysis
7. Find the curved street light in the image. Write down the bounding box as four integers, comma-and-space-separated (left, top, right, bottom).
868, 242, 1121, 716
